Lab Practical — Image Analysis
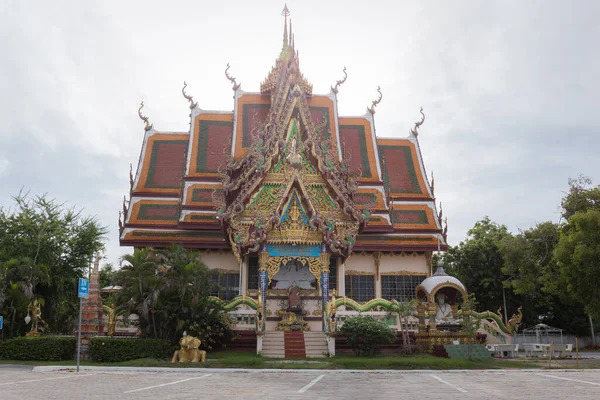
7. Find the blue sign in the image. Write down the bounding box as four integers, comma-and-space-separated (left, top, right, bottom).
267, 244, 320, 257
78, 278, 89, 299
0, 315, 3, 330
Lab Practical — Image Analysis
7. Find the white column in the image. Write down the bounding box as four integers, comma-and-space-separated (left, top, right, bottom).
239, 257, 246, 295
338, 261, 345, 297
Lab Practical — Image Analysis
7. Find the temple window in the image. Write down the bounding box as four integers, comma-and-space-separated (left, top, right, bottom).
329, 257, 337, 291
210, 273, 240, 300
381, 275, 426, 302
247, 256, 259, 290
345, 275, 374, 302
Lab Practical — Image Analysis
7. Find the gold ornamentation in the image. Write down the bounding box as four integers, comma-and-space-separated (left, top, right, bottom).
259, 251, 269, 272
181, 81, 198, 109
380, 271, 428, 276
373, 251, 381, 281
320, 252, 331, 273
344, 270, 375, 276
137, 101, 153, 131
212, 268, 240, 275
367, 86, 383, 115
266, 256, 321, 286
508, 306, 523, 332
171, 334, 206, 363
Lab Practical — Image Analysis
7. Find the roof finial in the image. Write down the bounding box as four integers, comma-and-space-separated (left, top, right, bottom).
137, 102, 153, 131
129, 163, 134, 191
443, 217, 448, 241
430, 171, 435, 196
331, 66, 348, 94
289, 19, 293, 48
225, 63, 241, 92
367, 86, 383, 115
182, 81, 198, 109
282, 5, 290, 50
410, 107, 425, 137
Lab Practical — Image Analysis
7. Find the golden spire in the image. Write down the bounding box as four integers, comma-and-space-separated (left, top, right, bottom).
282, 4, 290, 51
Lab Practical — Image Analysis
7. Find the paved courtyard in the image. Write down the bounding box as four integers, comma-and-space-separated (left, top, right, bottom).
2, 365, 600, 399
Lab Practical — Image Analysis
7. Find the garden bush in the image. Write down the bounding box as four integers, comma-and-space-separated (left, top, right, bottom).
340, 316, 396, 356
0, 336, 76, 361
89, 338, 172, 362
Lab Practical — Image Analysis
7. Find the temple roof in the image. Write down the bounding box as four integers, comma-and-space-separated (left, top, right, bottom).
120, 7, 447, 254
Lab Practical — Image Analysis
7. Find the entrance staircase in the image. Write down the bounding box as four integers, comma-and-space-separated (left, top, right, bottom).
261, 331, 328, 358
284, 332, 306, 358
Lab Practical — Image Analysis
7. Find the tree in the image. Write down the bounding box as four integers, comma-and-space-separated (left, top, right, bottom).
556, 176, 600, 342
445, 217, 517, 314
113, 245, 232, 347
392, 299, 415, 355
561, 175, 600, 220
99, 263, 115, 290
461, 293, 480, 360
499, 222, 589, 334
0, 192, 106, 337
555, 210, 600, 319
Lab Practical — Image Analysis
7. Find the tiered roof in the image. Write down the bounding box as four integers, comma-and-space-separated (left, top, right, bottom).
120, 8, 447, 255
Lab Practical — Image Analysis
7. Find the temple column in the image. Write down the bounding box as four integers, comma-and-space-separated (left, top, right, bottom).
338, 261, 345, 297
240, 257, 246, 296
259, 249, 269, 331
320, 250, 330, 331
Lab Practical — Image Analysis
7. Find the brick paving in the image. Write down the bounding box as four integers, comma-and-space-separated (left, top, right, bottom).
1, 366, 600, 399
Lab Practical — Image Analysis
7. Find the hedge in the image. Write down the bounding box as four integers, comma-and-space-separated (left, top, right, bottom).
89, 338, 173, 362
0, 337, 76, 361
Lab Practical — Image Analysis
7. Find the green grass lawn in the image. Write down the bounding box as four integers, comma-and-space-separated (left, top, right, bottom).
0, 351, 539, 370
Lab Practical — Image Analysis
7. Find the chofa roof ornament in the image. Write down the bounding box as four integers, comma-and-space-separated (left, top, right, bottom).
367, 86, 383, 115
224, 63, 241, 92
181, 81, 198, 109
410, 107, 426, 137
137, 101, 153, 132
331, 66, 347, 94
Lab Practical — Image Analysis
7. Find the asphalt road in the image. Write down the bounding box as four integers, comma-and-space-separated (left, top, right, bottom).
1, 366, 600, 399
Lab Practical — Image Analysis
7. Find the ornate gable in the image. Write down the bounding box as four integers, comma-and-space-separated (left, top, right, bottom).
215, 24, 370, 262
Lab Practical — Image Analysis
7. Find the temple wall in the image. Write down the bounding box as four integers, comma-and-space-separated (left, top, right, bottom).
379, 253, 429, 275
344, 253, 376, 274
199, 251, 239, 273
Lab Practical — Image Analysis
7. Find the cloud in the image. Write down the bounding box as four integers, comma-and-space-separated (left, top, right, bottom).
1, 0, 599, 266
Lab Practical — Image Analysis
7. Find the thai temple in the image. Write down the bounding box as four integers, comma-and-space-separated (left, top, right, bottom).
119, 7, 519, 357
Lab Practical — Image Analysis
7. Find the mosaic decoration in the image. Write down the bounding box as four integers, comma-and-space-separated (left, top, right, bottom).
145, 140, 188, 189
377, 143, 424, 195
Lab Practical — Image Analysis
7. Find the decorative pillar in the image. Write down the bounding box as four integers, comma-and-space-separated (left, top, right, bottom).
240, 257, 247, 295
320, 248, 330, 331
428, 299, 437, 331
258, 248, 269, 331
79, 256, 104, 359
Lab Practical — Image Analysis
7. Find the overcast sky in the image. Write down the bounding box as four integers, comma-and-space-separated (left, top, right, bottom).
1, 0, 599, 267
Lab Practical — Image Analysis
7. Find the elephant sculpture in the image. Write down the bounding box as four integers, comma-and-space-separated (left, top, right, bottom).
171, 333, 207, 363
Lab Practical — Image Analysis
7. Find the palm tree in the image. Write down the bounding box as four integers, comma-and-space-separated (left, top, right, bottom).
114, 248, 162, 337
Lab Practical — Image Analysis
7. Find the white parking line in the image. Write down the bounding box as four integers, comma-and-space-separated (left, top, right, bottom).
297, 374, 325, 393
123, 374, 212, 394
537, 373, 600, 386
0, 373, 98, 386
430, 374, 468, 393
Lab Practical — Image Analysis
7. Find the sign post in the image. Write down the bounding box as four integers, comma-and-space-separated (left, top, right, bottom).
76, 278, 89, 372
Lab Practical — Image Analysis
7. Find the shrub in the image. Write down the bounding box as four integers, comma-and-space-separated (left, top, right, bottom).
0, 337, 76, 361
185, 310, 236, 351
340, 316, 396, 356
89, 338, 172, 362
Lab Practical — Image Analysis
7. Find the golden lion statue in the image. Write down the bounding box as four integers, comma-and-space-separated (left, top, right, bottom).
171, 333, 206, 363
